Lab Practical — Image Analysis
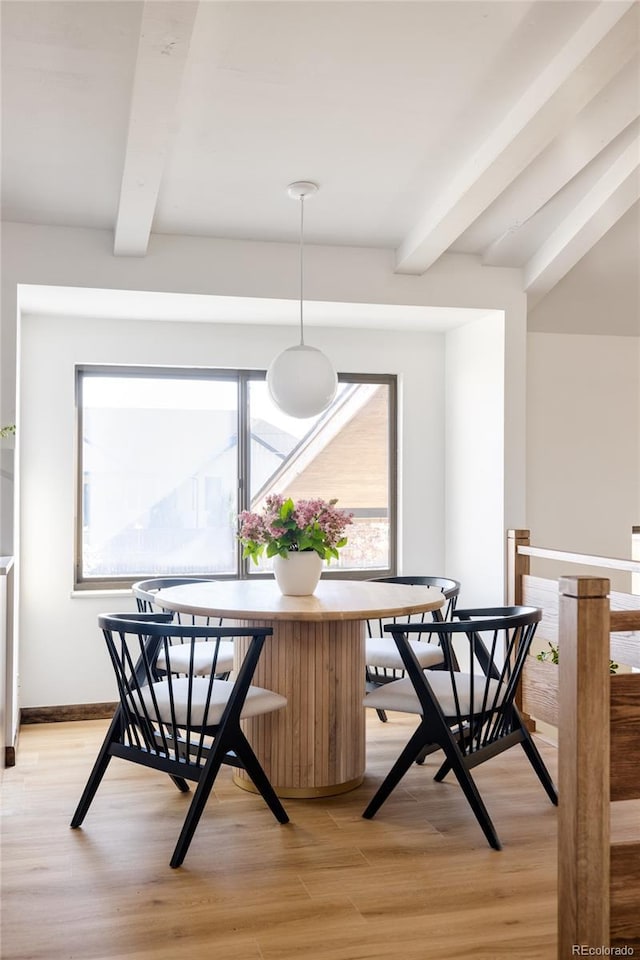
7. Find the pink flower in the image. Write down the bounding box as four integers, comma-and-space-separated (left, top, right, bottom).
237, 495, 353, 563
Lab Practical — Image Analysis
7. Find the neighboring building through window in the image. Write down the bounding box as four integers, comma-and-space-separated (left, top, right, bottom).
75, 366, 396, 588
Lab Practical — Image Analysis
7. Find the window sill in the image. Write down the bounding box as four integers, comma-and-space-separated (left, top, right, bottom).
71, 589, 133, 599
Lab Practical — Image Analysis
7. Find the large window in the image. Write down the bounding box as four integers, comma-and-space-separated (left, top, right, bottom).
75, 366, 396, 589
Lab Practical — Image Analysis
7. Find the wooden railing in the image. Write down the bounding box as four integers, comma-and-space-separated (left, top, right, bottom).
506, 530, 640, 956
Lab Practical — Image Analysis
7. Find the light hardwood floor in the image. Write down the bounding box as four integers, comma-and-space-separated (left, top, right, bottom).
2, 714, 559, 960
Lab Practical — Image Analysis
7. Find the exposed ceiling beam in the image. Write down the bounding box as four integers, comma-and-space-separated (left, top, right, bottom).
524, 135, 640, 306
394, 1, 639, 275
481, 59, 640, 266
113, 1, 199, 257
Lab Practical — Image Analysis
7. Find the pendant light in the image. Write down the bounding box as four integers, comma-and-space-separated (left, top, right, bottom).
266, 181, 338, 418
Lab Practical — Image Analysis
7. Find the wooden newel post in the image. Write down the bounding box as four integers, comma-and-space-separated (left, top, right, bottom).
507, 530, 533, 723
557, 576, 610, 959
506, 529, 530, 606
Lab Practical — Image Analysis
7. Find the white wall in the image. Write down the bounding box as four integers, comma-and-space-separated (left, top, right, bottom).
525, 207, 640, 591
19, 313, 449, 706
526, 332, 639, 590
528, 204, 639, 339
1, 222, 527, 554
2, 221, 528, 709
7, 216, 638, 709
446, 313, 506, 606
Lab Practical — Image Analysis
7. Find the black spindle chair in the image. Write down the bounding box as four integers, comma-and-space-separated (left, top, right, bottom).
365, 576, 461, 722
132, 577, 233, 678
71, 614, 289, 867
362, 605, 558, 849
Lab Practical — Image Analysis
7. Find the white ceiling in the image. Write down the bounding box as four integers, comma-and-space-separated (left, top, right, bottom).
2, 0, 639, 314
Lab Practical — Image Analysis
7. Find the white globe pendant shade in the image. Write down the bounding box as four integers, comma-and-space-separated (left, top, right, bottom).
266, 181, 338, 419
267, 344, 338, 418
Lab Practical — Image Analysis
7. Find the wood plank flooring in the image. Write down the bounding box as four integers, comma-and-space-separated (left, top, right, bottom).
1, 714, 559, 960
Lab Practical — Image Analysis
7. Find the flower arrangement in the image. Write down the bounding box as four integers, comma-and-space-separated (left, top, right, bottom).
238, 495, 353, 564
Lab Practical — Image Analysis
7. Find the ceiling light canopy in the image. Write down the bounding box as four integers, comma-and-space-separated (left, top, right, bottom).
266, 182, 338, 419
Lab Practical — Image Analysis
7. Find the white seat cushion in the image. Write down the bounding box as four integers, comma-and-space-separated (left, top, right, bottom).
366, 637, 444, 670
136, 677, 287, 727
363, 671, 504, 719
155, 640, 235, 676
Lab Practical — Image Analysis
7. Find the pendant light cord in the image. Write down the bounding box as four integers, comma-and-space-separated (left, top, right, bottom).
299, 195, 305, 346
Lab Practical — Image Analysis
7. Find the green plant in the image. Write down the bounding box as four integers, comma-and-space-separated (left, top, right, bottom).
536, 640, 618, 674
0, 424, 15, 438
238, 495, 352, 563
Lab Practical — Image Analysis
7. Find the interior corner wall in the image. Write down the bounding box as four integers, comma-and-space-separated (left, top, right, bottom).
527, 332, 639, 590
18, 313, 445, 707
526, 207, 639, 588
445, 313, 506, 607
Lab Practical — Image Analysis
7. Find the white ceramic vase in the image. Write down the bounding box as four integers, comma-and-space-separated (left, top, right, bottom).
273, 551, 323, 596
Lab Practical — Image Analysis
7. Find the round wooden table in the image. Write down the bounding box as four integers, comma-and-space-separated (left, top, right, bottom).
155, 578, 444, 798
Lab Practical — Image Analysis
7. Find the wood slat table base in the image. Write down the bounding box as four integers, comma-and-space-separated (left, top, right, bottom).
233, 618, 366, 798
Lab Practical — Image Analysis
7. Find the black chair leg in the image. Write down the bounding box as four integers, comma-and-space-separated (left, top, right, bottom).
170, 736, 229, 868
520, 728, 558, 805
433, 757, 452, 781
376, 708, 388, 723
415, 743, 442, 767
363, 724, 427, 819
434, 723, 473, 776
233, 730, 289, 824
445, 749, 502, 850
170, 776, 191, 793
70, 712, 121, 828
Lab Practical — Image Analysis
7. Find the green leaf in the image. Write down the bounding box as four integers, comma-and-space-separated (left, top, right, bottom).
280, 498, 295, 521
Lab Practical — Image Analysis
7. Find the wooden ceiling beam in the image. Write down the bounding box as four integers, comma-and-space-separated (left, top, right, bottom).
113, 1, 199, 257
394, 2, 639, 276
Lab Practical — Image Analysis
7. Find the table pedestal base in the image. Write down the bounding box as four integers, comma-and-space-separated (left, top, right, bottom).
232, 773, 364, 799
234, 617, 366, 798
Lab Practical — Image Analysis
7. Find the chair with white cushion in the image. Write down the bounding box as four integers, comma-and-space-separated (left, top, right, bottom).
362, 605, 558, 849
71, 613, 289, 867
132, 577, 234, 678
365, 576, 461, 722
